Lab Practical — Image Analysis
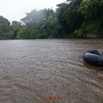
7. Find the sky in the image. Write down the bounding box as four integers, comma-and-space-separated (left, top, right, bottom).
0, 0, 66, 22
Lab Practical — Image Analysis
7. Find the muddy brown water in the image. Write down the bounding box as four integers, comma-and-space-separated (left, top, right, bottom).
0, 39, 103, 103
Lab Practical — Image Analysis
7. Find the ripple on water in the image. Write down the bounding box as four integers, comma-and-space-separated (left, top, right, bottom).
0, 39, 103, 103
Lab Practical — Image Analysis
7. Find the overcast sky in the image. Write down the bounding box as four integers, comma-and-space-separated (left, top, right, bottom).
0, 0, 66, 22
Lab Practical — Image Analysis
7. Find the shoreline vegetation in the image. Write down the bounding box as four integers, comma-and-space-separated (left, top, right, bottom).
0, 0, 103, 40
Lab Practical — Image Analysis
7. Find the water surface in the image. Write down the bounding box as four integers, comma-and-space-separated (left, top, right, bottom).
0, 39, 103, 103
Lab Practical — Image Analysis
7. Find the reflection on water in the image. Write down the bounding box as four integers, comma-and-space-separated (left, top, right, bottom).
0, 39, 103, 103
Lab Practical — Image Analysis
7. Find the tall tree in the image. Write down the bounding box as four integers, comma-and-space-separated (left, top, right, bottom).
38, 14, 63, 38
11, 21, 22, 39
76, 0, 103, 37
56, 0, 84, 37
21, 9, 54, 27
0, 16, 11, 39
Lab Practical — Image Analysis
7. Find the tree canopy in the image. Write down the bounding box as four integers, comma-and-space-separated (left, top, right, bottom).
0, 16, 11, 39
0, 0, 103, 39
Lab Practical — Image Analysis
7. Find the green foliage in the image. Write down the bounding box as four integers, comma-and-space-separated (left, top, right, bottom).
3, 31, 14, 39
77, 0, 103, 37
11, 21, 22, 39
38, 14, 63, 38
16, 26, 31, 39
56, 0, 84, 37
79, 0, 90, 14
19, 9, 63, 39
0, 16, 11, 39
0, 0, 103, 39
21, 9, 54, 27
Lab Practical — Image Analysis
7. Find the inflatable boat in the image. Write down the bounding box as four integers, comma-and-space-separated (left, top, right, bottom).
83, 50, 103, 66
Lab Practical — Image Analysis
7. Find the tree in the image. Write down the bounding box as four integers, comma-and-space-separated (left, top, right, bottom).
20, 8, 63, 39
11, 21, 22, 39
38, 13, 63, 38
76, 0, 103, 38
21, 9, 54, 27
16, 26, 30, 39
56, 0, 84, 38
0, 16, 11, 39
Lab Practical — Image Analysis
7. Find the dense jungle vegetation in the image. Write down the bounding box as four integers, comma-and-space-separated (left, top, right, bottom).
0, 0, 103, 39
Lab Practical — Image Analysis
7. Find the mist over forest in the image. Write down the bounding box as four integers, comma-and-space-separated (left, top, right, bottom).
0, 0, 103, 39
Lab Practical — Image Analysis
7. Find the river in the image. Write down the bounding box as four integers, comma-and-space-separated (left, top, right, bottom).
0, 39, 103, 103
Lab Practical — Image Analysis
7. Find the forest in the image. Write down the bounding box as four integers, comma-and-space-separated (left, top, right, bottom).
0, 0, 103, 39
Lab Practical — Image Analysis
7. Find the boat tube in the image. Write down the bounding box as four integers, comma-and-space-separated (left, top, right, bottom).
83, 50, 103, 66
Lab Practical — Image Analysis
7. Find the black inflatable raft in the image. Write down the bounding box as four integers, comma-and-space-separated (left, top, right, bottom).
83, 50, 103, 66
